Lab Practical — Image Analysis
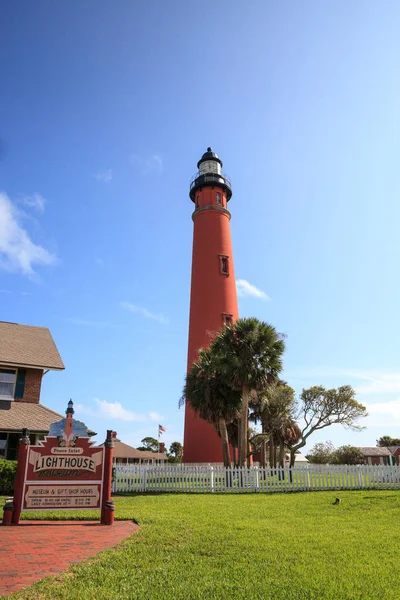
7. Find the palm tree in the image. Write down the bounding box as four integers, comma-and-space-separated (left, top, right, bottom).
211, 318, 285, 467
250, 384, 297, 469
183, 348, 242, 467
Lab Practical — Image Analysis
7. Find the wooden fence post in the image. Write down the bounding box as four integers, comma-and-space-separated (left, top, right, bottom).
11, 429, 30, 525
101, 430, 114, 525
255, 467, 260, 492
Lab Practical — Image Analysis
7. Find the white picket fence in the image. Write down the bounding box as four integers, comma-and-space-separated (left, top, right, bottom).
112, 464, 400, 494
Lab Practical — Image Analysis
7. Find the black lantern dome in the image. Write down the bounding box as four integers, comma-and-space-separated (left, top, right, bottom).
197, 147, 223, 169
189, 147, 232, 202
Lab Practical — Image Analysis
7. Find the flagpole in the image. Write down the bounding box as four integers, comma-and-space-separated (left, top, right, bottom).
158, 426, 160, 453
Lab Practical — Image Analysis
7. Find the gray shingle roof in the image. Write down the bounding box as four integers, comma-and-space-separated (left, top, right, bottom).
358, 447, 392, 456
0, 401, 95, 435
0, 321, 64, 370
106, 440, 167, 461
0, 400, 64, 432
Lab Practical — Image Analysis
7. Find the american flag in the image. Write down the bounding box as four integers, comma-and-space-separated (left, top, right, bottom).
159, 424, 166, 433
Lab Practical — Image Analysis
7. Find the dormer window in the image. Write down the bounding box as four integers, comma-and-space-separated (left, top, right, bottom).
216, 192, 221, 205
220, 255, 229, 275
0, 369, 16, 400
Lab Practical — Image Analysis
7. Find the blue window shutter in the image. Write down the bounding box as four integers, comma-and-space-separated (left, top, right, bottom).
14, 369, 26, 399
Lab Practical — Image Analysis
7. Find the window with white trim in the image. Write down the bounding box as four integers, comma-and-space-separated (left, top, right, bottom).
0, 369, 16, 400
216, 192, 221, 205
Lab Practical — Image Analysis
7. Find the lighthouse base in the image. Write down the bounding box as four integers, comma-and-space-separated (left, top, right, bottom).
183, 404, 226, 464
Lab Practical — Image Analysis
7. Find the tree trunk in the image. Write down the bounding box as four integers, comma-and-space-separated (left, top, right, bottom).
261, 423, 266, 468
219, 417, 231, 468
239, 385, 250, 466
290, 448, 296, 468
290, 441, 306, 468
269, 435, 274, 470
237, 420, 242, 468
279, 439, 286, 469
273, 436, 277, 469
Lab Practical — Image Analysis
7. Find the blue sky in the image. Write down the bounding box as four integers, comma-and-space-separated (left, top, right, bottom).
1, 1, 400, 452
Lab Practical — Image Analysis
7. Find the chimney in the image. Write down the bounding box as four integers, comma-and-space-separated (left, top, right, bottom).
159, 442, 165, 453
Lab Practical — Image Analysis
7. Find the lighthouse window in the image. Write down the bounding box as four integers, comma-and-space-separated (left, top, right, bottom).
216, 192, 221, 205
222, 314, 233, 326
220, 256, 229, 275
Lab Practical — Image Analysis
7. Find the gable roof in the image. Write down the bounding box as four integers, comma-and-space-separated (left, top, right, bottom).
293, 452, 308, 462
0, 321, 64, 370
358, 447, 392, 456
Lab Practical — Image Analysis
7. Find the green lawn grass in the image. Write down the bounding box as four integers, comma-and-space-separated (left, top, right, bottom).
3, 491, 400, 600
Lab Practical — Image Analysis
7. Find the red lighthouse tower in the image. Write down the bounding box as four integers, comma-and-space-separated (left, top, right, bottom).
183, 148, 239, 463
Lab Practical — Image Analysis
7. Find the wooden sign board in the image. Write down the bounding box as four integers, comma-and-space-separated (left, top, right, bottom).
22, 436, 104, 511
7, 401, 114, 525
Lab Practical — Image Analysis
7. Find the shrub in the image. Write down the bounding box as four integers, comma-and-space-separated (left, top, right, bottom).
0, 458, 17, 495
306, 441, 336, 464
334, 445, 364, 465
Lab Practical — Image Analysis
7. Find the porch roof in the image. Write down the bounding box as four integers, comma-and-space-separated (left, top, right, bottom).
109, 440, 168, 461
0, 400, 63, 433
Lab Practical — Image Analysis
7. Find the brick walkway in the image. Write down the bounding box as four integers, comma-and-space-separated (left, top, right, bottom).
0, 520, 139, 597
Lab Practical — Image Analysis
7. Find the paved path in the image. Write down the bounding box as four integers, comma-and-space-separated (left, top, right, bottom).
0, 520, 139, 596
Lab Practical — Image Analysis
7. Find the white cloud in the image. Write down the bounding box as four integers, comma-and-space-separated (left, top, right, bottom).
21, 193, 46, 212
288, 367, 400, 397
74, 403, 94, 416
236, 279, 269, 300
75, 400, 163, 425
363, 399, 400, 427
367, 399, 400, 418
95, 169, 113, 183
0, 192, 56, 277
130, 154, 163, 175
354, 373, 400, 396
149, 412, 164, 422
95, 399, 146, 421
120, 301, 168, 324
0, 289, 30, 295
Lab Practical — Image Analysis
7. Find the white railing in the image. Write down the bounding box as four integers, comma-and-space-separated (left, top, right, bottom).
112, 464, 400, 494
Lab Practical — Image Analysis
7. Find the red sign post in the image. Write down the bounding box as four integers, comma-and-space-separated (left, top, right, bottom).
3, 401, 114, 525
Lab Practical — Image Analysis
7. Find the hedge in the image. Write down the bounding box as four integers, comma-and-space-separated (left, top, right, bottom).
0, 458, 17, 495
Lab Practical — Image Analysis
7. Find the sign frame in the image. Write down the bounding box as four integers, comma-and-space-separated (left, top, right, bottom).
5, 401, 115, 525
21, 438, 105, 511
